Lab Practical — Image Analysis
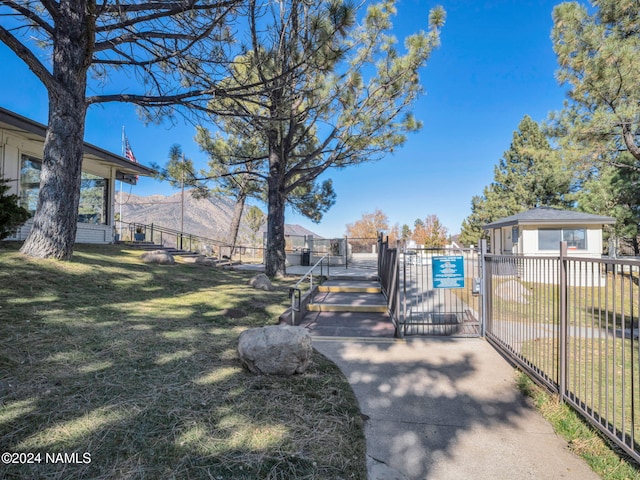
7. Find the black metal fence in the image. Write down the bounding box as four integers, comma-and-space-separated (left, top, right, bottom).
118, 221, 264, 262
376, 236, 481, 338
485, 243, 640, 463
377, 234, 400, 336
399, 246, 481, 337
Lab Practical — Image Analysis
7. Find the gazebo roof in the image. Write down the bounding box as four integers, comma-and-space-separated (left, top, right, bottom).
483, 207, 616, 230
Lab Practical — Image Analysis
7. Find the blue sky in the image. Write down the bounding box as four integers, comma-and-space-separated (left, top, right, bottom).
0, 0, 568, 239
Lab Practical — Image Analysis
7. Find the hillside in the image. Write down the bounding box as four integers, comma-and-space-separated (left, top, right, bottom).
116, 190, 322, 243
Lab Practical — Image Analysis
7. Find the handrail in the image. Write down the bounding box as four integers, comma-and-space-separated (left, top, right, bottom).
289, 253, 330, 325
118, 220, 263, 263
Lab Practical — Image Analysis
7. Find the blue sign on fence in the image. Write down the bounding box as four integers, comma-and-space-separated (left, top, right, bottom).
432, 256, 465, 289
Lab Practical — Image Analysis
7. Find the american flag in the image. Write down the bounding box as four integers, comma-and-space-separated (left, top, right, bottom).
122, 129, 139, 184
124, 137, 137, 163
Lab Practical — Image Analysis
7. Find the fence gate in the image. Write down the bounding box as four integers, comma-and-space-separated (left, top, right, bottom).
399, 247, 482, 337
346, 237, 379, 271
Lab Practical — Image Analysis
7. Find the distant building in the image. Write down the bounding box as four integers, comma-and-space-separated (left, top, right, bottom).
0, 107, 154, 244
483, 207, 616, 286
483, 207, 615, 257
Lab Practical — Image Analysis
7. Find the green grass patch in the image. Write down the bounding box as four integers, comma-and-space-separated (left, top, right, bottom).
521, 334, 640, 456
490, 273, 640, 329
516, 372, 640, 479
0, 242, 366, 479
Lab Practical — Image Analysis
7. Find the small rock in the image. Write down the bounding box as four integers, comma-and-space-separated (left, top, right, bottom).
248, 273, 272, 291
141, 250, 175, 265
194, 257, 217, 266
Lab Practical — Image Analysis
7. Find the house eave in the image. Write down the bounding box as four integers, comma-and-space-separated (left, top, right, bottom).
483, 218, 616, 230
0, 106, 156, 183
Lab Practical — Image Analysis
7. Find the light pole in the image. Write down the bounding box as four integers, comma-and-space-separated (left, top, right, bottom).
180, 152, 185, 249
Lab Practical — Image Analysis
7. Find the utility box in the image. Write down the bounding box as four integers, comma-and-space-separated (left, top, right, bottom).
472, 277, 482, 295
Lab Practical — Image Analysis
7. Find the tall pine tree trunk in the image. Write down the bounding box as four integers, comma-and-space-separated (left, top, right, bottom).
265, 147, 287, 278
227, 193, 246, 257
20, 0, 92, 260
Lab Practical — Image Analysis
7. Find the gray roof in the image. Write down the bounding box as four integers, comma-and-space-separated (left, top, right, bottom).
0, 106, 156, 184
483, 207, 616, 229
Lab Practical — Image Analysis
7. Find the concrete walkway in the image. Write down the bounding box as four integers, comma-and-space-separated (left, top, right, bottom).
314, 337, 599, 480
239, 262, 599, 478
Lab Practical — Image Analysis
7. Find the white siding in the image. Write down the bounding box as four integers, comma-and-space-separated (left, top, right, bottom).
76, 224, 113, 243
1, 138, 23, 195
9, 219, 113, 244
490, 224, 607, 285
520, 224, 604, 258
502, 226, 514, 254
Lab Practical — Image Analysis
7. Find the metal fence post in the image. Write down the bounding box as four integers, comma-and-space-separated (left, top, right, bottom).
559, 241, 568, 400
394, 241, 402, 338
480, 239, 487, 337
344, 236, 348, 269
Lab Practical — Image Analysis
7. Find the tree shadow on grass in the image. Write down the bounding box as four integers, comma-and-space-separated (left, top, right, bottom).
1, 243, 365, 479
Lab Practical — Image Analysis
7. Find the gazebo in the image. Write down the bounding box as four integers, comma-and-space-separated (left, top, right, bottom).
483, 207, 615, 257
483, 207, 616, 286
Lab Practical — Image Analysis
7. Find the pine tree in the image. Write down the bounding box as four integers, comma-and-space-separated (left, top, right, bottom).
0, 177, 31, 240
552, 0, 640, 164
459, 116, 574, 245
203, 0, 445, 277
1, 0, 243, 260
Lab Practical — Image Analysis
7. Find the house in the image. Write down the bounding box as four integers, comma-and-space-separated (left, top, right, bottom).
483, 207, 616, 286
0, 107, 155, 244
483, 207, 616, 257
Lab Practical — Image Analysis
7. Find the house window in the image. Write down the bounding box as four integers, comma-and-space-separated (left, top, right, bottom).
20, 156, 108, 224
563, 228, 586, 249
78, 173, 108, 224
19, 156, 41, 214
512, 226, 519, 244
538, 228, 586, 250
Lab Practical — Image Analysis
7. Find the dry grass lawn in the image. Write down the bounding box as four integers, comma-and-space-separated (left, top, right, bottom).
0, 242, 366, 479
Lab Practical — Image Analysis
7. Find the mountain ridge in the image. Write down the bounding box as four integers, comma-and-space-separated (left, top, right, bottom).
115, 190, 323, 243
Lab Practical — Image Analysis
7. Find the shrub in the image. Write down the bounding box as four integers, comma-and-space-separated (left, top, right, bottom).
0, 176, 30, 240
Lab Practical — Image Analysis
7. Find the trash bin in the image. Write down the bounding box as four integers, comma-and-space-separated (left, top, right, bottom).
301, 248, 311, 266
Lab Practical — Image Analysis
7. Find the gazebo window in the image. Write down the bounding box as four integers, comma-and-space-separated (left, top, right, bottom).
538, 228, 586, 250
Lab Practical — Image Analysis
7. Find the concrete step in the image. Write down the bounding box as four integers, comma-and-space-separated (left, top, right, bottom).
308, 287, 387, 313
124, 243, 205, 259
296, 277, 395, 337
318, 280, 381, 294
298, 311, 394, 338
123, 241, 161, 249
312, 290, 387, 304
180, 255, 208, 263
307, 303, 387, 313
317, 285, 382, 294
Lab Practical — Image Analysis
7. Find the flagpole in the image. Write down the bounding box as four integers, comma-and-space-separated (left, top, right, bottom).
119, 126, 125, 237
181, 152, 185, 235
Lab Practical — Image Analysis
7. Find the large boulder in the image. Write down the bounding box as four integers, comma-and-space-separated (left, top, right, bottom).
248, 273, 272, 291
238, 325, 312, 375
141, 249, 175, 265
